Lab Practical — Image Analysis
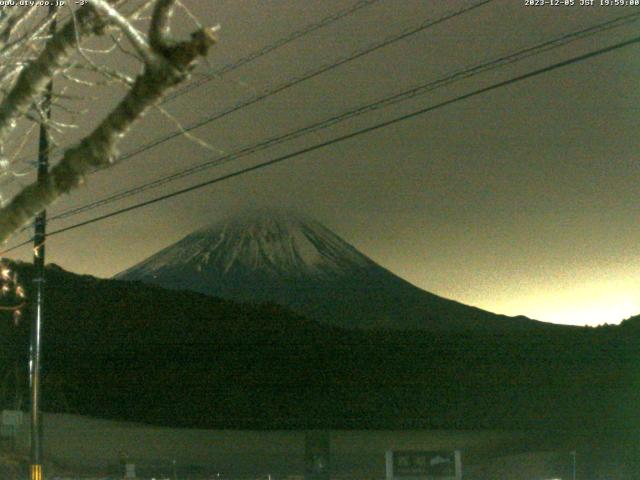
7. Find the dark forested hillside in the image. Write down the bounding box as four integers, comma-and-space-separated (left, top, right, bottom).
0, 261, 637, 435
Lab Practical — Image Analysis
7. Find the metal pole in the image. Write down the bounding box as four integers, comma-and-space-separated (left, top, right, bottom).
30, 6, 55, 480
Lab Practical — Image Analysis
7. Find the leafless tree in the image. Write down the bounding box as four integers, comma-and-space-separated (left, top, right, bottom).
0, 0, 218, 244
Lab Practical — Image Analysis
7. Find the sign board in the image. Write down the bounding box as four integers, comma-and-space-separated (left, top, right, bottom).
1, 410, 23, 438
1, 410, 23, 427
124, 462, 136, 479
386, 450, 462, 480
304, 431, 330, 480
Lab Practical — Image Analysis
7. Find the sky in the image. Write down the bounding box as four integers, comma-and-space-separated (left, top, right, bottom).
2, 0, 639, 327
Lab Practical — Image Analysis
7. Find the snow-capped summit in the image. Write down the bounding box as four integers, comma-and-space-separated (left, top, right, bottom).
117, 209, 551, 331
126, 209, 373, 279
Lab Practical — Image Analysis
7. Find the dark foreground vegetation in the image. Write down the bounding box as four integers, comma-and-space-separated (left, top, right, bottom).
0, 262, 637, 438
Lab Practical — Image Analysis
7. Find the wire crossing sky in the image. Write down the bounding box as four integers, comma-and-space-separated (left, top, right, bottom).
44, 11, 640, 225
8, 0, 383, 171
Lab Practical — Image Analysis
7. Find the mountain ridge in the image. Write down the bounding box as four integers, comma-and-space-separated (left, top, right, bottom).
117, 210, 564, 332
118, 210, 373, 280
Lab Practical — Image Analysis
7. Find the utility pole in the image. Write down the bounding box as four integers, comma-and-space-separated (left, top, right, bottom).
30, 6, 56, 480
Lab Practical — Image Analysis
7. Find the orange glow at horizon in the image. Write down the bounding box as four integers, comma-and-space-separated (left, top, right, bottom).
476, 280, 640, 327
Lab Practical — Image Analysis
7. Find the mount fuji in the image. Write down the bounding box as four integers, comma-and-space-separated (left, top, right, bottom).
116, 210, 554, 331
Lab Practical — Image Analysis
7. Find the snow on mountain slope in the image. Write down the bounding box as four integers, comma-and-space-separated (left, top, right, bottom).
120, 210, 373, 279
117, 210, 553, 331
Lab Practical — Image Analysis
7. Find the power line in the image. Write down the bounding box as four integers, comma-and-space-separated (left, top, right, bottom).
5, 1, 491, 205
161, 0, 383, 103
49, 11, 640, 222
7, 0, 382, 172
38, 0, 496, 222
3, 32, 637, 254
86, 0, 493, 173
36, 0, 494, 221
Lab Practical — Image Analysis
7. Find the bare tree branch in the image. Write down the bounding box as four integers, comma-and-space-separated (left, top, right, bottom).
127, 0, 157, 23
0, 4, 108, 145
89, 0, 153, 64
149, 0, 175, 52
0, 6, 38, 49
0, 2, 218, 243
